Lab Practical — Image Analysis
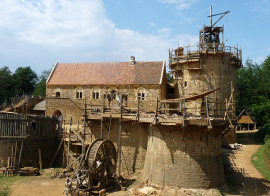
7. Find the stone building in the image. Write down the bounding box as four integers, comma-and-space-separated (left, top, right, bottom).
45, 56, 167, 122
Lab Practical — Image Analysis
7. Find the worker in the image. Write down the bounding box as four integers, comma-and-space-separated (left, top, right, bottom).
31, 120, 36, 129
64, 178, 72, 196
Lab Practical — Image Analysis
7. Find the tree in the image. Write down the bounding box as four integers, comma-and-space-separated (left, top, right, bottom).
33, 69, 51, 97
236, 55, 270, 126
12, 67, 38, 95
166, 73, 173, 83
0, 66, 13, 104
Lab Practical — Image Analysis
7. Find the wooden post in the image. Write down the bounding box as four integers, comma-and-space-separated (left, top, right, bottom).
11, 145, 13, 170
137, 96, 140, 122
12, 142, 17, 175
38, 149, 42, 170
108, 115, 112, 139
67, 116, 72, 169
102, 94, 104, 114
16, 142, 23, 173
82, 116, 85, 155
118, 94, 123, 177
100, 117, 103, 140
206, 98, 209, 128
77, 117, 79, 132
183, 99, 185, 127
154, 98, 158, 125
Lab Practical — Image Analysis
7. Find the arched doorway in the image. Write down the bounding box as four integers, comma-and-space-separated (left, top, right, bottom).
53, 110, 62, 117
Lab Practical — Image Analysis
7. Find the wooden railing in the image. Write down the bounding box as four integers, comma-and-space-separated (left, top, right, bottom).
169, 43, 242, 67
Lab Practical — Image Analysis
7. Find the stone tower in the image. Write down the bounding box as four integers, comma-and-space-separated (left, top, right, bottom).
169, 8, 242, 119
143, 8, 242, 188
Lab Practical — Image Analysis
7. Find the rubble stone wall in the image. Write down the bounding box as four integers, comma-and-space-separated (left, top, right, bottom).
174, 53, 237, 118
143, 125, 225, 188
64, 119, 149, 173
46, 84, 164, 123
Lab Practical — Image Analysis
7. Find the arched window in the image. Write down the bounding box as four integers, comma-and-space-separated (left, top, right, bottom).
76, 89, 83, 99
137, 88, 146, 100
56, 92, 60, 98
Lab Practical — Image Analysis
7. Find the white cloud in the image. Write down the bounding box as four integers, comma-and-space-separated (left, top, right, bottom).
250, 1, 270, 20
0, 0, 197, 73
150, 22, 156, 27
158, 0, 195, 10
157, 28, 172, 34
255, 56, 266, 64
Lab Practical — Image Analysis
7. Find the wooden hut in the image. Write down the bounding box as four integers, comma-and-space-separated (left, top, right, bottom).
236, 109, 257, 131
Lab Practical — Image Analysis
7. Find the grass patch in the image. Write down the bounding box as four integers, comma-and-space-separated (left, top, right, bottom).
251, 144, 270, 182
0, 175, 26, 196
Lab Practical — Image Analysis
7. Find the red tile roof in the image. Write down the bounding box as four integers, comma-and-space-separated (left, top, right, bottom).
47, 61, 165, 85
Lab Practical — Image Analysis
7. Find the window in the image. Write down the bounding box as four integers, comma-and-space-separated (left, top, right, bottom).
137, 88, 146, 101
56, 92, 60, 98
184, 81, 187, 87
138, 92, 145, 100
76, 91, 83, 99
93, 92, 99, 99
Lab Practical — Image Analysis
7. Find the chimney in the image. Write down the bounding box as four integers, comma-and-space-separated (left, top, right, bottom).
130, 56, 135, 66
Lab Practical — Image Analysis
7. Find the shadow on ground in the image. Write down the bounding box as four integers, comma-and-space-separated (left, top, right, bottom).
222, 138, 270, 195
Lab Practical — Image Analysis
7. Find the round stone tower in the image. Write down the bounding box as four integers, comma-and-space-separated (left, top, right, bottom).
170, 25, 242, 118
143, 9, 242, 188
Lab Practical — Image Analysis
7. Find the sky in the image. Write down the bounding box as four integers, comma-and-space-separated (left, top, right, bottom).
0, 0, 270, 76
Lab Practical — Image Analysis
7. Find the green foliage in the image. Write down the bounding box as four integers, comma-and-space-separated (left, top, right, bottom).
254, 124, 270, 144
0, 66, 52, 105
0, 177, 10, 195
236, 55, 270, 126
166, 73, 173, 83
12, 67, 38, 95
33, 69, 51, 97
252, 139, 270, 182
0, 67, 13, 104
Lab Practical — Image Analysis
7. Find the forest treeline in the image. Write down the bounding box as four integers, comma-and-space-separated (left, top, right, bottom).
0, 66, 50, 105
236, 55, 270, 127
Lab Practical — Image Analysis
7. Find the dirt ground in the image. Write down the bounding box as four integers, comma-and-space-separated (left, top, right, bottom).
223, 138, 270, 195
9, 137, 270, 196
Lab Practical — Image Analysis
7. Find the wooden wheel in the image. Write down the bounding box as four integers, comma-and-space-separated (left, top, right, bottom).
85, 139, 117, 188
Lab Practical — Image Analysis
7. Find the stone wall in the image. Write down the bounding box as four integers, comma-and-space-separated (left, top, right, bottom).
46, 85, 163, 123
143, 125, 225, 188
174, 53, 237, 118
65, 119, 149, 173
0, 139, 58, 168
64, 120, 226, 188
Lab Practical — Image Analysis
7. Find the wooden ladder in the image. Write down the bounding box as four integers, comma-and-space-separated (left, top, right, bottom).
49, 139, 64, 168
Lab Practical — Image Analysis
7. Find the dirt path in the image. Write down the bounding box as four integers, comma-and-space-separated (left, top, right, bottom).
10, 169, 66, 196
224, 138, 270, 195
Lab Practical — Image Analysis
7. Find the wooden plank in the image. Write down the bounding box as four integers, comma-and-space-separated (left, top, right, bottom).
12, 142, 17, 175
16, 142, 23, 173
38, 149, 42, 170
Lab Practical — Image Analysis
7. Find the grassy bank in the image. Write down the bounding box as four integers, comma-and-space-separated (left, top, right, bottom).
252, 139, 270, 182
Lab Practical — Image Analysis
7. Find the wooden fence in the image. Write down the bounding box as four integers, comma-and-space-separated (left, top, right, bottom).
0, 113, 60, 138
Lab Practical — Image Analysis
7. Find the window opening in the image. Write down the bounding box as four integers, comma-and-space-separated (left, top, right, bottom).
93, 92, 99, 99
56, 92, 60, 98
76, 91, 83, 99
